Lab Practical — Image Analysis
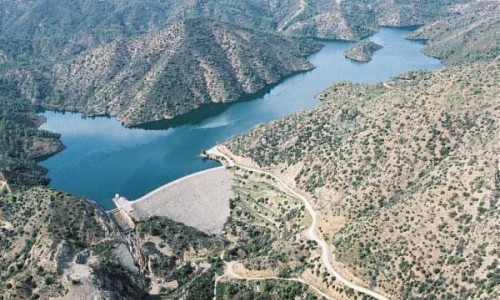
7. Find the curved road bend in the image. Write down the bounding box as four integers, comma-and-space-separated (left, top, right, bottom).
207, 147, 390, 300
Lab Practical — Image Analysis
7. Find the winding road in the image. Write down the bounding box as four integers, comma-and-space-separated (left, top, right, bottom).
214, 261, 335, 300
207, 146, 390, 300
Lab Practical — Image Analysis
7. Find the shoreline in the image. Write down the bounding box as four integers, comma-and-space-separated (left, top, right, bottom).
37, 27, 440, 210
112, 165, 233, 235
206, 145, 391, 300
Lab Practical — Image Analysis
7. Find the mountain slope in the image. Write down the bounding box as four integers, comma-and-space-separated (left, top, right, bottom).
0, 187, 148, 299
0, 80, 64, 189
0, 0, 475, 62
407, 0, 500, 65
0, 0, 279, 58
32, 19, 319, 126
225, 61, 499, 298
0, 0, 307, 62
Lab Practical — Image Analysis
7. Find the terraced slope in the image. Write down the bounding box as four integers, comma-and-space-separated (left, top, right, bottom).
226, 61, 500, 299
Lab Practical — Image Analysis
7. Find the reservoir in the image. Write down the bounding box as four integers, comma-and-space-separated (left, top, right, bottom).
39, 27, 442, 210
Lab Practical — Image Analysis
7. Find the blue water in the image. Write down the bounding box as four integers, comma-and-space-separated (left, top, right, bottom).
39, 27, 442, 210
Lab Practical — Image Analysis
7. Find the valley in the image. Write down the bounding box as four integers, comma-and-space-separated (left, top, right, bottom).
38, 27, 441, 209
0, 1, 498, 299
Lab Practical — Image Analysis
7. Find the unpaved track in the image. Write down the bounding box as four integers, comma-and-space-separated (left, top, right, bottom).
224, 261, 334, 300
213, 256, 334, 300
277, 0, 308, 32
208, 146, 390, 300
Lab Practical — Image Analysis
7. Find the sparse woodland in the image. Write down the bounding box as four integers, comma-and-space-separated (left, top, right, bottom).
227, 61, 499, 298
0, 0, 498, 299
407, 1, 500, 66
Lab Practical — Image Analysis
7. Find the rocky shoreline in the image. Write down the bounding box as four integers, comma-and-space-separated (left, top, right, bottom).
344, 40, 383, 62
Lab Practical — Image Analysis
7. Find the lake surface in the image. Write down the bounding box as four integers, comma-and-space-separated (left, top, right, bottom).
40, 27, 442, 210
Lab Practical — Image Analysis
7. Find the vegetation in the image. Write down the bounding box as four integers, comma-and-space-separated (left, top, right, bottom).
216, 280, 317, 299
138, 217, 226, 253
214, 168, 361, 299
407, 1, 500, 65
0, 1, 478, 126
0, 1, 497, 299
0, 80, 64, 188
226, 60, 499, 298
344, 40, 383, 62
39, 18, 321, 126
133, 217, 226, 298
355, 0, 473, 27
225, 169, 311, 273
0, 187, 148, 299
171, 267, 220, 300
0, 0, 468, 55
133, 167, 361, 299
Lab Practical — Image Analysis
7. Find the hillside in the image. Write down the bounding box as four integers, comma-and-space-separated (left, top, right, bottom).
225, 61, 499, 298
0, 172, 231, 299
344, 40, 382, 62
277, 0, 473, 40
0, 153, 330, 299
0, 1, 478, 126
0, 187, 149, 299
0, 79, 64, 189
1, 1, 498, 299
0, 0, 349, 65
407, 0, 500, 65
364, 0, 471, 27
0, 85, 228, 298
0, 100, 150, 298
32, 19, 319, 126
0, 0, 475, 62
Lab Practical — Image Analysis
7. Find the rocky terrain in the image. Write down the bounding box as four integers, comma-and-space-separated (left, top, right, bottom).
226, 59, 499, 299
407, 0, 500, 65
0, 187, 148, 299
344, 40, 382, 62
41, 19, 321, 126
0, 0, 468, 56
276, 0, 472, 40
0, 1, 498, 299
364, 0, 469, 27
0, 176, 231, 299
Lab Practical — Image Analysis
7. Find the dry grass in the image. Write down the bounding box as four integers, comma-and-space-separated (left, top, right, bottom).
226, 60, 500, 299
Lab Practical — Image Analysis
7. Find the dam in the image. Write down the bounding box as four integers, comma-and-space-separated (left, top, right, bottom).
110, 167, 233, 235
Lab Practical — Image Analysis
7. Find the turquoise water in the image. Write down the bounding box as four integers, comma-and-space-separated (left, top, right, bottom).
39, 27, 442, 210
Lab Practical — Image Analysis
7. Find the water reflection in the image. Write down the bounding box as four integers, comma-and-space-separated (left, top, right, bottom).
39, 27, 442, 209
42, 112, 173, 143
